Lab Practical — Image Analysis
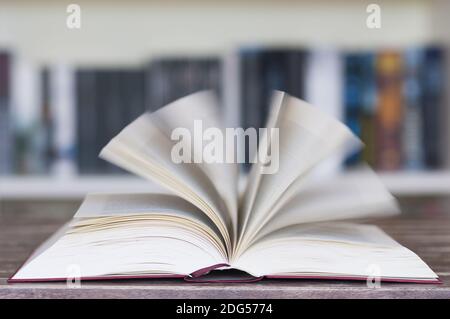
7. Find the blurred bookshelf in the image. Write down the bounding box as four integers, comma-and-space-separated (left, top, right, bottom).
1, 0, 450, 201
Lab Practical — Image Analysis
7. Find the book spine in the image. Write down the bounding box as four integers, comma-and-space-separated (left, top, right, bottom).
146, 57, 221, 112
39, 67, 54, 173
239, 48, 307, 168
222, 51, 241, 128
49, 64, 77, 176
123, 70, 146, 123
95, 70, 110, 174
305, 48, 344, 175
343, 53, 364, 166
104, 70, 120, 174
420, 47, 445, 169
286, 50, 307, 100
240, 49, 263, 132
11, 57, 42, 174
375, 51, 403, 171
360, 53, 377, 167
0, 52, 12, 175
76, 69, 97, 174
402, 48, 424, 170
239, 48, 263, 167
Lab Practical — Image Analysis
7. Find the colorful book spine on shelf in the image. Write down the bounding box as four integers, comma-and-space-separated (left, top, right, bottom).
359, 53, 377, 167
0, 52, 12, 175
343, 52, 377, 168
402, 48, 424, 170
375, 51, 403, 171
343, 53, 365, 166
420, 47, 446, 169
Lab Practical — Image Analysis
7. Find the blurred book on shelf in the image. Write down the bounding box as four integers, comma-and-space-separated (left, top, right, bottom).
76, 68, 146, 174
238, 47, 307, 167
0, 52, 12, 175
0, 44, 447, 177
342, 46, 447, 171
146, 57, 222, 111
375, 51, 403, 171
239, 47, 307, 131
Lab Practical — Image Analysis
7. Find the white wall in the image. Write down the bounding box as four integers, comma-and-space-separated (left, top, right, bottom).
0, 0, 434, 66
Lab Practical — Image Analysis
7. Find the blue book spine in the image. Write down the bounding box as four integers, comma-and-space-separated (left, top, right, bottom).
344, 53, 364, 166
403, 48, 424, 170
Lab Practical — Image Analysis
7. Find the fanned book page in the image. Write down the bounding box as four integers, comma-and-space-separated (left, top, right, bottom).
10, 91, 438, 283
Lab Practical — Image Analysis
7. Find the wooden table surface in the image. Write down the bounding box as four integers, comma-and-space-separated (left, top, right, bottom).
1, 197, 450, 299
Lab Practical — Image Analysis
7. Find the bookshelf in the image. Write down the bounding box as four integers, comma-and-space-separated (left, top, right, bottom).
1, 0, 450, 200
2, 172, 450, 200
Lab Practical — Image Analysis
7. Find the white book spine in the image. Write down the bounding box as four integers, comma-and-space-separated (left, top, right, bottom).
49, 64, 77, 177
305, 48, 343, 177
11, 57, 42, 174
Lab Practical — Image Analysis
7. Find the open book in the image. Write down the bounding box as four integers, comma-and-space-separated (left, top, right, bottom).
10, 91, 438, 283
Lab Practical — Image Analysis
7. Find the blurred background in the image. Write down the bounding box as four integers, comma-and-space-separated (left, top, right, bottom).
1, 0, 450, 213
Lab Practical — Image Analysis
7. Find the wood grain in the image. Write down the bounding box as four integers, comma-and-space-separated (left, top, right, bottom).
1, 197, 450, 298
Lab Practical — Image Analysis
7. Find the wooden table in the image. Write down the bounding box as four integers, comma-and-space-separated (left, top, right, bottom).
1, 198, 450, 298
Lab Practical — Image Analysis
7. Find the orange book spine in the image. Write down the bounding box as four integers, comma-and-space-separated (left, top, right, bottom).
375, 52, 403, 170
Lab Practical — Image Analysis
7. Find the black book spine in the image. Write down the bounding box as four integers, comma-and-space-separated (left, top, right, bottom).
0, 52, 11, 175
76, 70, 97, 174
420, 47, 446, 169
103, 70, 124, 174
40, 67, 54, 172
146, 57, 221, 112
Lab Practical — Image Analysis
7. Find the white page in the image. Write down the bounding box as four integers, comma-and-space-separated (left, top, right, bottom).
237, 91, 285, 251
13, 221, 225, 280
100, 92, 235, 253
74, 192, 224, 249
237, 92, 361, 254
234, 223, 437, 280
250, 166, 399, 244
151, 91, 239, 243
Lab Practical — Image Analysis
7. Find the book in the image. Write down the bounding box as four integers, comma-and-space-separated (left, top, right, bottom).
420, 47, 445, 169
343, 53, 365, 166
239, 48, 307, 132
10, 91, 438, 283
76, 68, 146, 174
146, 57, 221, 112
0, 51, 12, 175
402, 48, 425, 170
343, 52, 377, 168
48, 64, 77, 176
359, 53, 377, 168
375, 51, 403, 171
10, 56, 44, 174
239, 48, 307, 169
39, 67, 55, 173
305, 48, 343, 176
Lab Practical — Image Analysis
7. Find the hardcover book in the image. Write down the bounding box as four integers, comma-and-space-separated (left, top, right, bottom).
10, 91, 438, 283
376, 51, 403, 171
